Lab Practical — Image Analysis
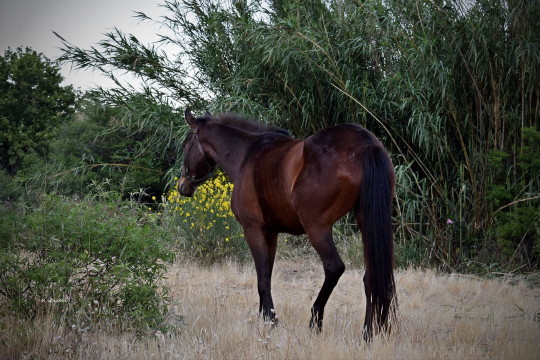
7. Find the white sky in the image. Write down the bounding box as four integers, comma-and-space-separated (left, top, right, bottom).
0, 0, 168, 90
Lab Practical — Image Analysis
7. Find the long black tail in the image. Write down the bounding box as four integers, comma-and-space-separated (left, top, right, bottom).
356, 145, 397, 339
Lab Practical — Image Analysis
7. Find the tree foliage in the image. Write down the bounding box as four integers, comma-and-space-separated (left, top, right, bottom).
0, 47, 76, 175
39, 94, 178, 199
58, 0, 540, 271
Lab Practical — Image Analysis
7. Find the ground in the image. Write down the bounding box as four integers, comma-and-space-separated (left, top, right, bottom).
3, 258, 540, 359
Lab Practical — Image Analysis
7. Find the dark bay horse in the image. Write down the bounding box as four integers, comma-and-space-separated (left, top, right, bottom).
178, 109, 396, 340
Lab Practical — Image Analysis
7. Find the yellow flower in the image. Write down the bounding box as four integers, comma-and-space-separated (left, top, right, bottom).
163, 170, 237, 238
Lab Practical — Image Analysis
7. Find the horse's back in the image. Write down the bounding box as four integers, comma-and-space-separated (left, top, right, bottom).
299, 124, 384, 179
291, 124, 387, 227
305, 124, 382, 153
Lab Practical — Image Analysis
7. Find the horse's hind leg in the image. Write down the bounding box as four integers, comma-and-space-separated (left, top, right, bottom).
306, 227, 345, 332
244, 226, 278, 324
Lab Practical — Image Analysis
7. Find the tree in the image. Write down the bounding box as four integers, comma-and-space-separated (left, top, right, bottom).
0, 47, 76, 175
58, 0, 540, 270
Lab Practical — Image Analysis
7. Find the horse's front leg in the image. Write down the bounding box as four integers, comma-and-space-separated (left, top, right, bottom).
244, 226, 278, 324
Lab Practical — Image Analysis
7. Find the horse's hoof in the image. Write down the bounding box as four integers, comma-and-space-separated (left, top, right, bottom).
309, 318, 323, 333
362, 329, 372, 342
264, 310, 279, 328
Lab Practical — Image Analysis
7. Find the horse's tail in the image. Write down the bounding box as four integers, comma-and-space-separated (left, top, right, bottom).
355, 144, 397, 340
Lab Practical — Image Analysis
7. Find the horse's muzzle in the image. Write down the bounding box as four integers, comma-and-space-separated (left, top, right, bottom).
177, 177, 195, 197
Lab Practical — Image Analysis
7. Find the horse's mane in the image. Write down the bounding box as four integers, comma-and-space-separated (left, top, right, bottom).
211, 113, 290, 136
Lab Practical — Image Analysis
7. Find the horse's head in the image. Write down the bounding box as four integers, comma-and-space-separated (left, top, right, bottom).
177, 109, 216, 197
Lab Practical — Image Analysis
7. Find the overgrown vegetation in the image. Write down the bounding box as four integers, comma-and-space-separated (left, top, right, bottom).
159, 171, 247, 264
0, 49, 179, 332
20, 93, 180, 201
0, 193, 175, 331
1, 0, 539, 344
56, 0, 539, 272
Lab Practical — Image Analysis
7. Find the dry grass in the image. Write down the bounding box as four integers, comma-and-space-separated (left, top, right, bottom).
2, 258, 539, 360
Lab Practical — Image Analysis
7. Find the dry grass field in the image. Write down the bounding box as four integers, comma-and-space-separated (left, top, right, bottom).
2, 257, 540, 360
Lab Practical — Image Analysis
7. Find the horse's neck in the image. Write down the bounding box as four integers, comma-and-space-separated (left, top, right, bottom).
202, 125, 256, 183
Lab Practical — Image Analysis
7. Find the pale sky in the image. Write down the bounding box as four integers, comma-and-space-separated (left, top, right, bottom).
0, 0, 169, 90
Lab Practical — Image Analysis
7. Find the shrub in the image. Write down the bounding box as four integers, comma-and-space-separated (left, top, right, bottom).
488, 127, 540, 266
0, 169, 23, 202
21, 95, 177, 200
0, 194, 175, 331
158, 171, 248, 264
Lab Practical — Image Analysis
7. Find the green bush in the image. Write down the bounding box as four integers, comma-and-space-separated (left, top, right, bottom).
0, 194, 175, 330
488, 127, 540, 266
18, 95, 176, 200
158, 172, 248, 264
0, 169, 23, 202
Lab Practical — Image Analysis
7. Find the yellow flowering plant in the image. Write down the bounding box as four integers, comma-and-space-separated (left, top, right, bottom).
161, 171, 247, 263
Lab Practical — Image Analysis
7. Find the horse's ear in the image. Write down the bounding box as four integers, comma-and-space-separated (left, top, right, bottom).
185, 108, 196, 128
205, 110, 212, 117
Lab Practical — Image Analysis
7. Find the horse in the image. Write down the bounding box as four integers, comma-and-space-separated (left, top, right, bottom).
177, 109, 397, 340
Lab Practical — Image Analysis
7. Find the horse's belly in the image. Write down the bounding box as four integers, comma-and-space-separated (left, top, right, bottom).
262, 205, 305, 235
